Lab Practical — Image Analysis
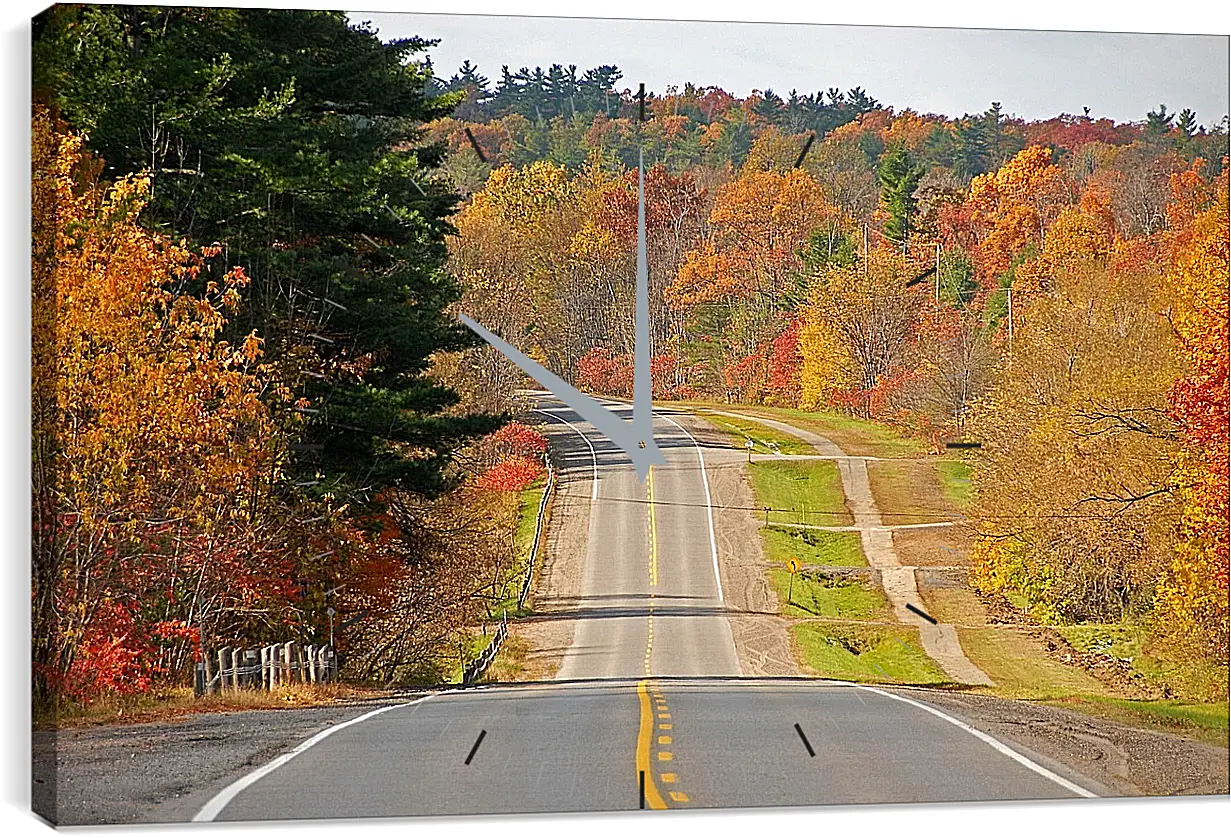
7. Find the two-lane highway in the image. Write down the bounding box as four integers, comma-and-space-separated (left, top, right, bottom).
552, 400, 739, 681
195, 397, 1107, 822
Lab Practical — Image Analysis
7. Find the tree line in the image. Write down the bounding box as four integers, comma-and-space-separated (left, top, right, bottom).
446, 69, 1229, 686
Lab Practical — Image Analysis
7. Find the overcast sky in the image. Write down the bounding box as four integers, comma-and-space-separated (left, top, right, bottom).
348, 10, 1230, 126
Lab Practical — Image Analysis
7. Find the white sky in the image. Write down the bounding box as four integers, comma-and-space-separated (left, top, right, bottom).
349, 6, 1230, 126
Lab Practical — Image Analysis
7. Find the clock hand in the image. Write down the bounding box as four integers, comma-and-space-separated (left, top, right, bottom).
459, 144, 665, 481
458, 314, 665, 480
633, 147, 653, 452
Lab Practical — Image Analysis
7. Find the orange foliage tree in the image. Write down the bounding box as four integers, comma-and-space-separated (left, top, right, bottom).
31, 107, 302, 702
965, 145, 1074, 280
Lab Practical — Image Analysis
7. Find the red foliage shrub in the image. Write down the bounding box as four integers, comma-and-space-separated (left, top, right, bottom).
489, 421, 549, 458
577, 347, 634, 396
478, 456, 545, 491
767, 320, 802, 405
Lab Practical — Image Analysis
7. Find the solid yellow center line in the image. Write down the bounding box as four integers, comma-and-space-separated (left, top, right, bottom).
636, 680, 668, 810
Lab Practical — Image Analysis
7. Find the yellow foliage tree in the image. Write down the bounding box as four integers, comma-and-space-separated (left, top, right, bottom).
798, 249, 922, 415
968, 197, 1183, 624
1153, 166, 1230, 665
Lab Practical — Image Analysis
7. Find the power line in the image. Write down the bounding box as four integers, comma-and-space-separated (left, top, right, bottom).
553, 491, 1160, 521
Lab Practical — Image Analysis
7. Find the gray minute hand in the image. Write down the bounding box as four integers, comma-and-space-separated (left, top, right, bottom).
459, 149, 663, 482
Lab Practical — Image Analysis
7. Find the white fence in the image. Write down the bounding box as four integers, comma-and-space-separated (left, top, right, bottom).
195, 642, 337, 695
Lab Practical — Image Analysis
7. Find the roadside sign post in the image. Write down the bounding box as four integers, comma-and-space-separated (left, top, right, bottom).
745, 438, 755, 462
327, 606, 336, 649
787, 558, 800, 606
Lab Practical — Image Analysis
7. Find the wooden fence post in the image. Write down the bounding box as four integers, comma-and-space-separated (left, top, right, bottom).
282, 642, 293, 684
203, 653, 216, 695
268, 645, 278, 689
294, 644, 305, 684
218, 646, 232, 691
259, 647, 270, 690
231, 648, 243, 689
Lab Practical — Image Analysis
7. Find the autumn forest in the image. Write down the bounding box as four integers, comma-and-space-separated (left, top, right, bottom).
31, 6, 1229, 713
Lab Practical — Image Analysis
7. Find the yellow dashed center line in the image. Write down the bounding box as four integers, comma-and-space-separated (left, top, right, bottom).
647, 466, 658, 587
636, 680, 668, 809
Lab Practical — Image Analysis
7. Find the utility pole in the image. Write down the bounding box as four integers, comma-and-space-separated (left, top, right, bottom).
1007, 287, 1014, 359
934, 241, 941, 304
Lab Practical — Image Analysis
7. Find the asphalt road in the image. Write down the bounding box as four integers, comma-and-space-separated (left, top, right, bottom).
196, 398, 1108, 822
553, 400, 739, 680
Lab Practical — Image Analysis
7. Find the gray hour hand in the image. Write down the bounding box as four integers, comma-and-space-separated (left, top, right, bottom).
458, 315, 665, 481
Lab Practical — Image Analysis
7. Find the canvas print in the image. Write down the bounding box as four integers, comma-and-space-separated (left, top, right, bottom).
30, 3, 1230, 825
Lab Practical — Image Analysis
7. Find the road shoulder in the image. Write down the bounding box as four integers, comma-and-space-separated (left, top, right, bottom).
898, 687, 1230, 796
662, 411, 801, 677
497, 418, 594, 681
33, 703, 397, 825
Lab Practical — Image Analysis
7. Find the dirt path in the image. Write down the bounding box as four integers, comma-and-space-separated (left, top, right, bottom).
702, 409, 994, 686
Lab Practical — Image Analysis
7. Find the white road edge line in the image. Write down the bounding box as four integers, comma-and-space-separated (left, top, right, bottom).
192, 694, 437, 822
656, 411, 724, 604
534, 408, 599, 501
856, 686, 1098, 798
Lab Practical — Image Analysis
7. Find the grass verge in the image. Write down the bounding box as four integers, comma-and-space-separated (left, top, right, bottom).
770, 568, 889, 620
762, 526, 866, 567
866, 459, 966, 525
1042, 695, 1229, 747
488, 481, 547, 617
1056, 623, 1230, 703
936, 459, 973, 507
695, 410, 815, 455
792, 622, 951, 685
35, 683, 389, 730
748, 459, 852, 527
736, 405, 925, 458
956, 626, 1112, 700
482, 632, 533, 683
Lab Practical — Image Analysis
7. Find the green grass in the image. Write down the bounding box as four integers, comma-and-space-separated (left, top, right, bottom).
936, 460, 973, 508
515, 484, 546, 557
1057, 623, 1230, 702
1044, 696, 1229, 746
696, 410, 815, 455
443, 631, 497, 685
1080, 697, 1228, 730
747, 460, 852, 527
770, 568, 888, 619
739, 405, 926, 458
792, 622, 951, 685
955, 626, 1112, 700
761, 526, 866, 567
487, 483, 547, 617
